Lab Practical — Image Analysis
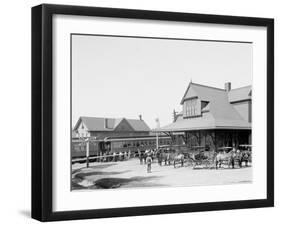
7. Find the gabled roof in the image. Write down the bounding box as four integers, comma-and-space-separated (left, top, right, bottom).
181, 82, 252, 104
127, 119, 152, 131
180, 82, 225, 104
74, 116, 150, 132
228, 85, 252, 103
159, 82, 252, 132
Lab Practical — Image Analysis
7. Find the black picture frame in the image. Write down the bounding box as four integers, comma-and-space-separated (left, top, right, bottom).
32, 4, 274, 222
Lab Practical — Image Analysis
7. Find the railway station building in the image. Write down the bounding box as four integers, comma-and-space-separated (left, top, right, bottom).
157, 82, 252, 152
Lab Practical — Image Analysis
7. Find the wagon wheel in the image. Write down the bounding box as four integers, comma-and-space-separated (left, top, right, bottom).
192, 161, 197, 169
206, 158, 214, 168
193, 160, 201, 169
205, 160, 212, 168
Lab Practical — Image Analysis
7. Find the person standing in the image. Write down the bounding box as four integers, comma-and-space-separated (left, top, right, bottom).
138, 149, 143, 164
119, 152, 123, 161
113, 152, 117, 162
146, 151, 152, 173
128, 150, 131, 160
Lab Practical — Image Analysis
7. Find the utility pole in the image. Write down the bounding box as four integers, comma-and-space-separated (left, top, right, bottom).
155, 118, 160, 150
79, 134, 90, 168
86, 138, 89, 168
156, 132, 159, 150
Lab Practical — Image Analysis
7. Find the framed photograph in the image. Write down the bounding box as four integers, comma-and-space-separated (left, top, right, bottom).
32, 4, 274, 221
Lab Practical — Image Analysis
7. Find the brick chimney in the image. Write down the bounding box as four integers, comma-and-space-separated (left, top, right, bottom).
225, 82, 231, 92
173, 109, 177, 122
139, 114, 142, 121
104, 118, 109, 128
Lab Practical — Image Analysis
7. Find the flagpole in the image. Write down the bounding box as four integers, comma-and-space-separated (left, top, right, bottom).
156, 118, 160, 150
156, 131, 159, 150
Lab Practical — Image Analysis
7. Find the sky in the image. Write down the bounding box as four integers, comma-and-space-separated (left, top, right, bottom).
71, 34, 252, 129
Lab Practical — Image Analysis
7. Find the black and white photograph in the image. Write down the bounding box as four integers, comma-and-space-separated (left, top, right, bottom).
29, 3, 274, 222
71, 34, 253, 191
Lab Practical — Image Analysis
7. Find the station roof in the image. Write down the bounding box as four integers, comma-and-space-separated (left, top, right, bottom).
157, 114, 251, 132
74, 116, 151, 132
157, 82, 252, 132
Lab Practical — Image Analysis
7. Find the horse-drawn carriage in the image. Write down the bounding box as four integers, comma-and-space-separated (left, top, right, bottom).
155, 145, 213, 169
184, 145, 252, 169
185, 146, 214, 169
143, 144, 251, 170
214, 145, 252, 169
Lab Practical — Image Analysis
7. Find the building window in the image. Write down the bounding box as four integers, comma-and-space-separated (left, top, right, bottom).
185, 98, 197, 117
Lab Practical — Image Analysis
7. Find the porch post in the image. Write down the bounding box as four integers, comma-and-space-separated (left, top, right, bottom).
214, 130, 217, 152
198, 130, 201, 146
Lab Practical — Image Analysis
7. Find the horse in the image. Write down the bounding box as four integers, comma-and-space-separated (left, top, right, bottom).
162, 152, 172, 165
214, 150, 237, 169
237, 150, 251, 167
173, 153, 185, 168
156, 150, 172, 166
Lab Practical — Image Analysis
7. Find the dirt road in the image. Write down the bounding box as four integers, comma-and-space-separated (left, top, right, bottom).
72, 158, 252, 190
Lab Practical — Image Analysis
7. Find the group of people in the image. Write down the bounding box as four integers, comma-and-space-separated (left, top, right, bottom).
112, 150, 132, 162
140, 148, 184, 172
99, 149, 155, 173
99, 150, 132, 162
99, 146, 251, 173
138, 149, 156, 173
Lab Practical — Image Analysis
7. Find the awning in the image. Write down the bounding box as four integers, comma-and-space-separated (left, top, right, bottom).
155, 115, 251, 132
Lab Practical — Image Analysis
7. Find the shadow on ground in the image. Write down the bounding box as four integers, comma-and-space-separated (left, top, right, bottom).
93, 176, 162, 189
72, 175, 164, 190
74, 170, 131, 180
91, 163, 118, 169
71, 181, 86, 190
72, 163, 118, 175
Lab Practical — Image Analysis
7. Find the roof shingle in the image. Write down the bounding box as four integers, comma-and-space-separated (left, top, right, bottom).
159, 82, 252, 132
228, 85, 251, 103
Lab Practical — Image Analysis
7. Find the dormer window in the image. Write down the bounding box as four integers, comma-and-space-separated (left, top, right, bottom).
201, 101, 210, 113
184, 97, 198, 117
